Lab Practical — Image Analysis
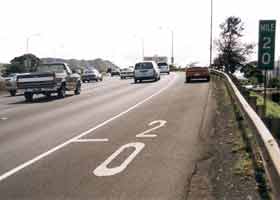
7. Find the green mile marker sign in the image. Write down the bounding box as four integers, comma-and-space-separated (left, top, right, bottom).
258, 20, 276, 70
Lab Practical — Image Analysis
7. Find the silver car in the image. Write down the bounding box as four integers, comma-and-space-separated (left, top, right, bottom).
134, 61, 161, 83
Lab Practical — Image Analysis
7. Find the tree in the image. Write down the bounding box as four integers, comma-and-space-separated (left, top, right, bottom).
268, 77, 280, 88
215, 16, 255, 73
241, 61, 264, 83
5, 54, 41, 74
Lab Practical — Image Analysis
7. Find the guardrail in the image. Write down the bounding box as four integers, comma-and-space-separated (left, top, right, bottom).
211, 69, 280, 199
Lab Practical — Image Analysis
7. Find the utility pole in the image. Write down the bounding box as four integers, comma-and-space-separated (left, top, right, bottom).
142, 38, 145, 60
171, 30, 174, 65
209, 0, 213, 68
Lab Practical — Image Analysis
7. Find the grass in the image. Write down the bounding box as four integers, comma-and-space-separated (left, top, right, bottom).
219, 81, 255, 178
233, 152, 253, 177
250, 91, 280, 118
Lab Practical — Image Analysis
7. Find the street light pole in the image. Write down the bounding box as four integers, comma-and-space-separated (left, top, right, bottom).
142, 38, 145, 60
26, 37, 29, 53
26, 33, 40, 53
171, 30, 174, 65
209, 0, 213, 67
159, 27, 174, 65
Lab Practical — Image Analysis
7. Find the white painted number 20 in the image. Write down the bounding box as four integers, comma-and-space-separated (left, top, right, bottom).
93, 120, 167, 177
136, 120, 167, 138
93, 142, 145, 177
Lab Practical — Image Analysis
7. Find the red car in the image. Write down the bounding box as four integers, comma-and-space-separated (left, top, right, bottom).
185, 66, 210, 83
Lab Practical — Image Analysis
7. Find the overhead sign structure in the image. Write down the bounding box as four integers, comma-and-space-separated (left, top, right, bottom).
258, 20, 276, 70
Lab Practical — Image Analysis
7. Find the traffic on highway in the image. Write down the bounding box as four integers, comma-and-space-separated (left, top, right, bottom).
1, 0, 279, 199
0, 69, 212, 199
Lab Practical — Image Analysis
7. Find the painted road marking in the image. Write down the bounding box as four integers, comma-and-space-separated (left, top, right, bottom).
72, 138, 109, 143
136, 120, 167, 138
0, 117, 8, 121
0, 74, 176, 182
93, 142, 145, 176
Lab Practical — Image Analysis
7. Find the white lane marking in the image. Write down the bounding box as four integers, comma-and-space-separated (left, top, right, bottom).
0, 74, 176, 182
0, 117, 8, 121
136, 120, 167, 138
72, 138, 109, 143
93, 142, 145, 177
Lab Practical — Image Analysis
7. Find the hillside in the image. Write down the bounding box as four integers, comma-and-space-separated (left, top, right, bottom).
40, 58, 119, 73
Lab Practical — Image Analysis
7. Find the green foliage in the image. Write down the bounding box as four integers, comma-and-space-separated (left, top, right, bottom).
240, 62, 263, 83
214, 16, 255, 73
268, 77, 280, 88
248, 77, 258, 85
40, 58, 118, 73
169, 64, 177, 71
4, 54, 41, 75
251, 91, 280, 118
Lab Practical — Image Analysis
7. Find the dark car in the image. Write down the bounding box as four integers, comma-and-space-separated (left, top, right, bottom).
185, 66, 210, 83
111, 68, 120, 76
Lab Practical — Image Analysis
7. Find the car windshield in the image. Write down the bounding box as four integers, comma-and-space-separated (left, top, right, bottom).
135, 62, 153, 70
37, 64, 65, 73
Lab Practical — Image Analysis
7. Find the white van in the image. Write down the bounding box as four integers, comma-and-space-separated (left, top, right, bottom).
158, 62, 170, 74
134, 61, 161, 83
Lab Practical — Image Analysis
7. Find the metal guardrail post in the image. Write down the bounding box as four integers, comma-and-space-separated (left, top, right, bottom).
248, 96, 257, 112
256, 105, 265, 119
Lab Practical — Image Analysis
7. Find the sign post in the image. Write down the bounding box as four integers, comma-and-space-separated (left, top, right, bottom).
258, 20, 276, 116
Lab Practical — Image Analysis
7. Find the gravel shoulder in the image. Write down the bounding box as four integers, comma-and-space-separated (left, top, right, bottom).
187, 78, 262, 200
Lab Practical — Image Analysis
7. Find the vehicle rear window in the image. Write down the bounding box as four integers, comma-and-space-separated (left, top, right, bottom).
135, 62, 153, 70
158, 63, 168, 67
37, 64, 65, 73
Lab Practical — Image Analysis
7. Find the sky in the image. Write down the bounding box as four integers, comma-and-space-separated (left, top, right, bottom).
0, 0, 280, 67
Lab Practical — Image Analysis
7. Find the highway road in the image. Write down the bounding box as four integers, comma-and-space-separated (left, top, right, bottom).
0, 73, 212, 200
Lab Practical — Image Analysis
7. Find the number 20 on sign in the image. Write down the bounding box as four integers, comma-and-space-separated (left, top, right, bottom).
258, 20, 276, 70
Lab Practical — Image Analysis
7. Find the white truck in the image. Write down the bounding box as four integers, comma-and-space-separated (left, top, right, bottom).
17, 63, 82, 102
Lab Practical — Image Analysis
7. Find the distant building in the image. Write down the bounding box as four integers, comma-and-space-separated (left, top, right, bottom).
144, 55, 168, 64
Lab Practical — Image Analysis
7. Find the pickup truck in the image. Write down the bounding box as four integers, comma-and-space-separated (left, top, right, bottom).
17, 63, 82, 102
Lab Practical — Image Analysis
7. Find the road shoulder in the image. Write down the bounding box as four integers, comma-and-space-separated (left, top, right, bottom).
187, 78, 262, 200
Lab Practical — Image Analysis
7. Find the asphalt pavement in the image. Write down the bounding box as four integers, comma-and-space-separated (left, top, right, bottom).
0, 73, 212, 200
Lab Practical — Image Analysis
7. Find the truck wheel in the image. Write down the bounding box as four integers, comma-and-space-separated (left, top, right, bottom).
75, 83, 81, 95
10, 90, 16, 96
24, 92, 33, 102
58, 85, 66, 98
45, 93, 51, 98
